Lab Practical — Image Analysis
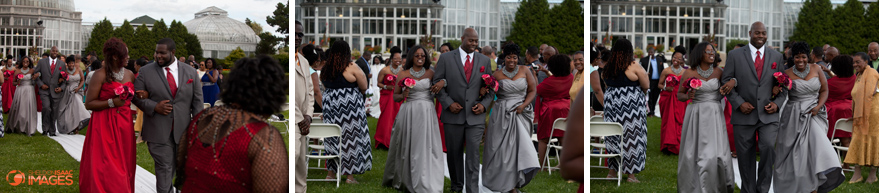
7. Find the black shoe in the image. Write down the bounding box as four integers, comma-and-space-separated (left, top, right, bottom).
48, 132, 56, 137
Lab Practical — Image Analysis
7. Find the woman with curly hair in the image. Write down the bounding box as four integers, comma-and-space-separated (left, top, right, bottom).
57, 55, 90, 135
201, 58, 221, 107
175, 55, 289, 192
601, 39, 649, 182
321, 40, 371, 184
79, 37, 137, 192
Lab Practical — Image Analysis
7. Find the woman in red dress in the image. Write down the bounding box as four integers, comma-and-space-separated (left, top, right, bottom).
177, 56, 289, 192
658, 49, 687, 154
825, 56, 856, 156
79, 38, 136, 193
375, 48, 403, 149
2, 59, 16, 113
536, 55, 573, 169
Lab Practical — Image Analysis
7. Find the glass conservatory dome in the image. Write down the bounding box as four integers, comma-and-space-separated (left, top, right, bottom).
0, 0, 83, 58
183, 6, 258, 58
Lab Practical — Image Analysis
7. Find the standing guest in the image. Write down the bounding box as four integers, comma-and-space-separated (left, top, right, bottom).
79, 38, 137, 193
35, 46, 67, 136
382, 45, 444, 192
560, 88, 585, 193
301, 44, 324, 113
535, 46, 558, 84
76, 54, 85, 74
784, 42, 792, 68
57, 55, 90, 135
84, 59, 102, 98
132, 38, 204, 193
292, 20, 312, 193
658, 47, 687, 155
2, 58, 16, 114
773, 41, 843, 193
481, 46, 497, 71
356, 50, 373, 84
196, 60, 206, 78
677, 42, 735, 192
176, 56, 289, 192
602, 39, 649, 183
825, 55, 856, 162
372, 55, 384, 67
868, 42, 879, 70
844, 52, 879, 184
321, 41, 371, 184
134, 57, 148, 143
719, 22, 787, 193
640, 46, 666, 117
430, 28, 494, 193
374, 46, 403, 149
569, 51, 585, 106
481, 43, 539, 193
824, 47, 839, 67
589, 45, 609, 111
201, 58, 220, 107
439, 43, 453, 54
0, 60, 4, 137
811, 46, 831, 79
535, 54, 573, 171
8, 57, 36, 136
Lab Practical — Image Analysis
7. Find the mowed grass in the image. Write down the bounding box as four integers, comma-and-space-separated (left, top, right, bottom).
0, 106, 290, 192
589, 117, 880, 192
303, 117, 580, 192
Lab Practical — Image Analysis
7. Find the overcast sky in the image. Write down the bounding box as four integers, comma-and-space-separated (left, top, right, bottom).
76, 0, 285, 36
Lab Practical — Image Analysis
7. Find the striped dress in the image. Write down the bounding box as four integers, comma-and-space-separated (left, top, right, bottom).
322, 73, 373, 175
602, 71, 648, 174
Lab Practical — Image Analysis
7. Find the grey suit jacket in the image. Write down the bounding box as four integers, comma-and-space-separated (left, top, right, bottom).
433, 49, 495, 126
35, 57, 68, 99
722, 45, 788, 126
133, 60, 204, 144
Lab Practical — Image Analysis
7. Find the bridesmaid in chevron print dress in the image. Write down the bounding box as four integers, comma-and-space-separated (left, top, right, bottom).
601, 39, 649, 183
320, 41, 372, 184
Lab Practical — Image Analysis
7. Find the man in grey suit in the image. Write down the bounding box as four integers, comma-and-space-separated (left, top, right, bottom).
133, 38, 204, 193
35, 46, 68, 136
720, 21, 787, 193
431, 28, 494, 193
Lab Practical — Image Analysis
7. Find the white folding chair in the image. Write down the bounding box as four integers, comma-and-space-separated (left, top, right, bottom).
590, 122, 624, 186
589, 115, 607, 167
543, 118, 566, 174
268, 115, 289, 134
203, 103, 211, 109
305, 123, 343, 187
831, 118, 854, 172
590, 115, 604, 123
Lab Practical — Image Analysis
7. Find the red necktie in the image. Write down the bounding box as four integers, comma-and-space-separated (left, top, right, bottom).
166, 67, 177, 98
50, 60, 56, 74
464, 55, 473, 83
755, 51, 763, 81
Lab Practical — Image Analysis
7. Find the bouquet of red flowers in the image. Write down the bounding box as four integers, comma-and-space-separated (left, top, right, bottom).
772, 72, 793, 99
683, 77, 702, 91
15, 74, 23, 81
665, 74, 680, 87
59, 71, 69, 84
398, 77, 417, 102
113, 86, 134, 101
384, 74, 398, 88
481, 74, 500, 92
3, 70, 13, 78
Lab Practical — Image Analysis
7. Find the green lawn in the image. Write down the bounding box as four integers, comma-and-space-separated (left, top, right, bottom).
0, 108, 290, 192
302, 117, 580, 192
589, 117, 880, 192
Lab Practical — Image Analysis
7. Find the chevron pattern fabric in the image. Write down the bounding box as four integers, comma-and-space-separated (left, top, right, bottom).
603, 86, 648, 174
322, 87, 373, 175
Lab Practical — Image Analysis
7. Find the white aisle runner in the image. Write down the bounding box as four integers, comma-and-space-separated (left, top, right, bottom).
731, 158, 775, 193
442, 153, 495, 193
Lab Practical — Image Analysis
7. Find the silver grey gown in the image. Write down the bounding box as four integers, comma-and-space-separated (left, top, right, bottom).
382, 78, 444, 193
773, 78, 844, 193
9, 70, 37, 135
677, 78, 735, 193
57, 71, 90, 134
482, 78, 540, 192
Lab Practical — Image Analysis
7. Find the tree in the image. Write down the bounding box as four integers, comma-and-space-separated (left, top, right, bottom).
84, 18, 114, 59
549, 0, 584, 54
865, 2, 879, 44
131, 24, 153, 60
168, 20, 190, 58
789, 0, 835, 52
113, 20, 135, 44
832, 0, 867, 54
245, 18, 263, 35
266, 1, 289, 45
184, 33, 204, 61
224, 47, 245, 69
726, 39, 750, 53
152, 19, 169, 42
507, 0, 551, 52
256, 32, 281, 55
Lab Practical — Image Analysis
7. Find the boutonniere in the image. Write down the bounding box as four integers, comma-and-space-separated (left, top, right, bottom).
771, 62, 777, 69
186, 79, 193, 84
480, 66, 485, 73
58, 66, 64, 71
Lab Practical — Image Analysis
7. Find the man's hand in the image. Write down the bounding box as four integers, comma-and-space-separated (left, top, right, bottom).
772, 86, 783, 96
821, 65, 834, 77
298, 115, 312, 135
720, 81, 736, 95
764, 102, 778, 114
739, 102, 755, 114
41, 84, 48, 90
449, 102, 464, 114
154, 100, 173, 115
136, 90, 150, 99
430, 80, 445, 94
472, 103, 485, 115
480, 87, 488, 96
54, 87, 62, 93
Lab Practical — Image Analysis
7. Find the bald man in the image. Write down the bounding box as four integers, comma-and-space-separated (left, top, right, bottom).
35, 46, 68, 136
868, 42, 878, 71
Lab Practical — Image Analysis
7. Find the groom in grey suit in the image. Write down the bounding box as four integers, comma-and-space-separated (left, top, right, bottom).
721, 21, 787, 193
432, 28, 495, 193
133, 38, 203, 193
35, 46, 68, 136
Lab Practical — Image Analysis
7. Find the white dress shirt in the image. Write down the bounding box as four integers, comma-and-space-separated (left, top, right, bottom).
459, 47, 474, 66
749, 43, 766, 63
161, 59, 180, 87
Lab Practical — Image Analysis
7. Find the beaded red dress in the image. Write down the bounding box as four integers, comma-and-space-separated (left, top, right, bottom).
79, 81, 135, 193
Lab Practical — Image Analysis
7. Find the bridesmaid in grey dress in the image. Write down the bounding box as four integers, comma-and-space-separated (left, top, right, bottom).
773, 42, 843, 193
482, 43, 540, 193
382, 45, 443, 192
57, 56, 90, 134
676, 42, 735, 192
8, 58, 38, 136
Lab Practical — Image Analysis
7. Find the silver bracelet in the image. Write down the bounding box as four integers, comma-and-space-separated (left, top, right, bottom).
107, 99, 114, 108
